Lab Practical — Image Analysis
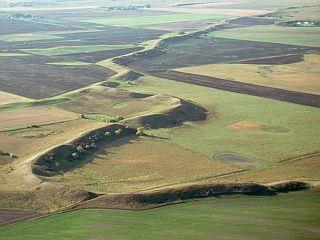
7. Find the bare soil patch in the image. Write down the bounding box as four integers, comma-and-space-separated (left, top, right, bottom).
60, 47, 143, 63
0, 106, 77, 130
0, 55, 115, 99
220, 17, 276, 29
0, 209, 39, 227
0, 91, 30, 105
228, 120, 261, 130
0, 19, 78, 35
126, 37, 317, 71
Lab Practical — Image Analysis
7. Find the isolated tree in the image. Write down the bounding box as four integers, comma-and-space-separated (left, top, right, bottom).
115, 129, 123, 136
71, 152, 79, 160
136, 127, 145, 136
76, 145, 84, 153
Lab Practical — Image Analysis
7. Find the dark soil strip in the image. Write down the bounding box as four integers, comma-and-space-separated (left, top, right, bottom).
149, 70, 320, 108
237, 54, 304, 65
0, 209, 39, 227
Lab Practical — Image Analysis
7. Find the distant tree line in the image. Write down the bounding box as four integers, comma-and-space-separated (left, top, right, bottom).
8, 13, 42, 20
106, 4, 151, 11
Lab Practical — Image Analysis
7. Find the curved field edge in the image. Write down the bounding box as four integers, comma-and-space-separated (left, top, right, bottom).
0, 188, 319, 240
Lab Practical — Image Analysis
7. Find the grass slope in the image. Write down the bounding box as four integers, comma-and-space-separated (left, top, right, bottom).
125, 75, 320, 164
0, 191, 319, 240
212, 25, 320, 47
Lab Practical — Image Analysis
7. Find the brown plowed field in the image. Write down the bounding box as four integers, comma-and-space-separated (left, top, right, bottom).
149, 70, 320, 108
0, 106, 77, 130
0, 209, 39, 227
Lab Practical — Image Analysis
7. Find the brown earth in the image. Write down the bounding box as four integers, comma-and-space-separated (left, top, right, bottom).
228, 120, 261, 130
0, 55, 116, 99
0, 91, 30, 105
0, 209, 39, 227
125, 36, 317, 71
0, 19, 78, 35
0, 106, 78, 130
149, 70, 320, 108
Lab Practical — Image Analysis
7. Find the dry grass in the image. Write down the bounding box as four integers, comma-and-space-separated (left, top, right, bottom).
49, 137, 240, 194
0, 106, 78, 130
176, 54, 320, 95
0, 91, 31, 105
58, 87, 181, 118
0, 119, 106, 191
228, 120, 262, 130
211, 155, 320, 184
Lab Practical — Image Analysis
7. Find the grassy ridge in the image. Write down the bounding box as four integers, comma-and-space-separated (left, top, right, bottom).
0, 191, 319, 239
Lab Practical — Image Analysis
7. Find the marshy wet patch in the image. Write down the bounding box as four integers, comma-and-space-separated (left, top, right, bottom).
261, 126, 290, 133
215, 152, 258, 166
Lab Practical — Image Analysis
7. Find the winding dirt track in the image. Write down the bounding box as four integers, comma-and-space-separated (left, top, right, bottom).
149, 70, 320, 108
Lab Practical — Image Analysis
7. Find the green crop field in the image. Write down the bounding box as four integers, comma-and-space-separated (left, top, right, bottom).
0, 190, 319, 240
212, 25, 320, 47
82, 13, 230, 27
125, 75, 320, 164
23, 44, 137, 56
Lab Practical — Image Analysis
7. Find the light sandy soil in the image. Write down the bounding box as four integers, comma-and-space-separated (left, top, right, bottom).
0, 106, 78, 130
0, 91, 31, 105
